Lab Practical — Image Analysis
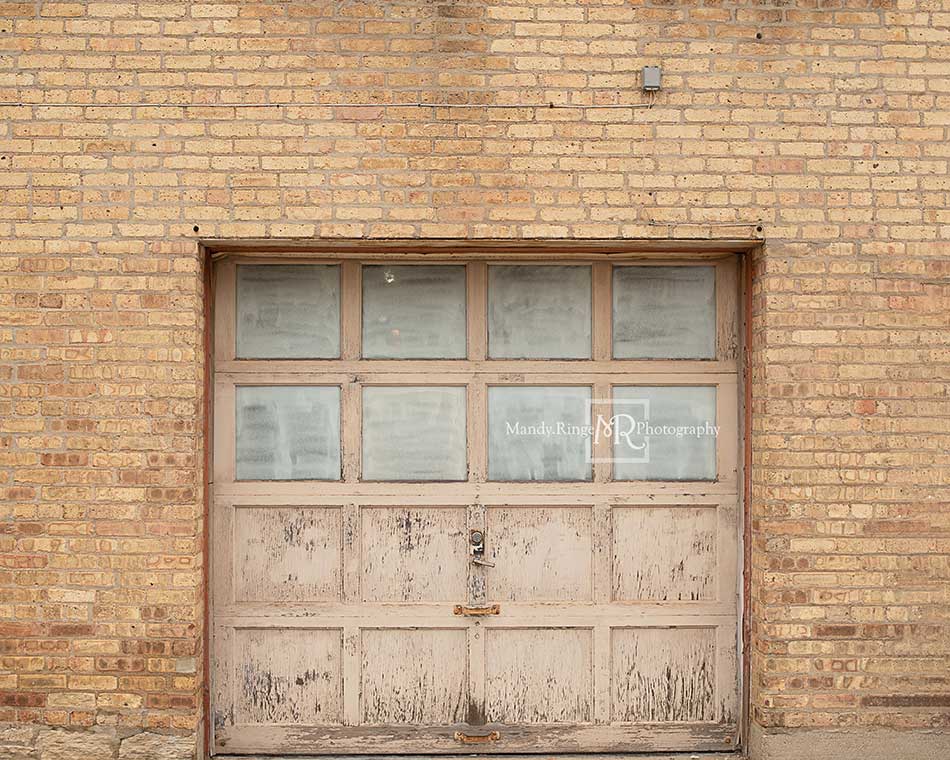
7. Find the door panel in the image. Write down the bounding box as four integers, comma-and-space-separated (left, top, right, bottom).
212, 495, 739, 754
611, 627, 717, 722
486, 506, 593, 602
233, 506, 342, 603
233, 627, 343, 725
360, 629, 469, 724
612, 505, 718, 602
212, 257, 741, 755
485, 628, 593, 723
360, 506, 468, 602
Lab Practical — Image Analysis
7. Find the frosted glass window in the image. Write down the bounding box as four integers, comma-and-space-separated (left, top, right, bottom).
362, 265, 466, 359
362, 387, 467, 481
613, 266, 715, 359
236, 264, 340, 359
612, 386, 717, 481
488, 386, 592, 481
488, 265, 591, 359
236, 386, 340, 480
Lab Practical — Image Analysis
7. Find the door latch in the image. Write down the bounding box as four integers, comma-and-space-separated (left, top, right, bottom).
469, 529, 495, 567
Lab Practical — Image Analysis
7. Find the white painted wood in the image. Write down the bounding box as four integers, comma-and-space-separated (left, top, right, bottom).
465, 262, 488, 361
212, 382, 236, 485
360, 506, 468, 602
591, 263, 612, 362
217, 358, 739, 375
214, 722, 738, 755
484, 628, 593, 723
611, 505, 717, 602
341, 380, 361, 483
213, 260, 236, 362
468, 381, 487, 483
213, 753, 742, 760
340, 261, 362, 361
342, 627, 361, 727
485, 506, 593, 602
233, 506, 342, 602
214, 482, 741, 503
233, 627, 343, 725
211, 255, 742, 756
715, 257, 739, 362
611, 627, 716, 722
360, 628, 469, 724
215, 607, 739, 626
593, 625, 612, 727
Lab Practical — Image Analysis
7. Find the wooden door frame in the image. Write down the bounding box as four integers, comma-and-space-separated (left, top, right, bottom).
199, 239, 759, 758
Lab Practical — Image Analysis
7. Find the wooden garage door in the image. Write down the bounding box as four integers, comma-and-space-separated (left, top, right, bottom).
210, 254, 740, 755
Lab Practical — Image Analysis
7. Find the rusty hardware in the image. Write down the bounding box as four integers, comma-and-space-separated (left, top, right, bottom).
470, 529, 495, 568
454, 730, 500, 744
453, 604, 500, 616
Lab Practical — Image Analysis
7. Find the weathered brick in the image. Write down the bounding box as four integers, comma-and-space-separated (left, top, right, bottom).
1, 2, 948, 758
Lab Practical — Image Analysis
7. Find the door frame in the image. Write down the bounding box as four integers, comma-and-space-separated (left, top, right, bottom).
199, 239, 757, 758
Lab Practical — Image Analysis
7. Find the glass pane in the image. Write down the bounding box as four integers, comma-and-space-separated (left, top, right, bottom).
362, 387, 467, 481
236, 264, 340, 359
236, 386, 340, 480
612, 386, 717, 481
488, 386, 592, 481
613, 266, 715, 359
488, 265, 591, 359
362, 265, 466, 359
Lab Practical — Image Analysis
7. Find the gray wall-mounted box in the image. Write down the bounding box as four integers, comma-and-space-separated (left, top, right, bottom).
642, 66, 661, 91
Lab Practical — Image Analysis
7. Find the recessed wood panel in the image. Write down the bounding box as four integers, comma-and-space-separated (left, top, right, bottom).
611, 627, 716, 722
485, 628, 593, 723
233, 506, 342, 602
612, 506, 717, 602
486, 506, 592, 601
360, 629, 468, 724
234, 628, 342, 725
360, 507, 468, 602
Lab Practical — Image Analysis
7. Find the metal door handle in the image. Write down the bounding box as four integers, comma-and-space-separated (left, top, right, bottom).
454, 730, 499, 744
453, 604, 500, 616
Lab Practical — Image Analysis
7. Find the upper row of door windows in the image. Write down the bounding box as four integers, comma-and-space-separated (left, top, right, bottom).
235, 264, 717, 360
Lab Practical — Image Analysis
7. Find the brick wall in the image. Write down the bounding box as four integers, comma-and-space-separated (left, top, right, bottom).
1, 2, 949, 758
